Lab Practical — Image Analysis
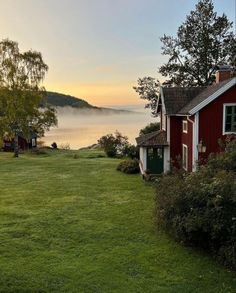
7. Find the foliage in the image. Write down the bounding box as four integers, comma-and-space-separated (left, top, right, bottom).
159, 0, 236, 86
122, 144, 139, 159
117, 159, 140, 174
0, 39, 57, 156
139, 122, 160, 136
98, 131, 129, 157
133, 77, 160, 116
155, 139, 236, 269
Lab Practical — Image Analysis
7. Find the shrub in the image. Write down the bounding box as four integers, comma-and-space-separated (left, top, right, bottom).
155, 139, 236, 269
98, 131, 129, 158
59, 143, 70, 150
117, 159, 140, 174
122, 144, 139, 159
51, 142, 58, 149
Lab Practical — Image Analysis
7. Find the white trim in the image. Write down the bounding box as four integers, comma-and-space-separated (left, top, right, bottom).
167, 116, 170, 143
189, 77, 236, 115
162, 108, 166, 130
169, 114, 188, 116
160, 87, 167, 114
182, 144, 188, 171
164, 146, 170, 173
182, 120, 188, 133
223, 103, 236, 135
192, 112, 199, 171
162, 116, 171, 173
139, 147, 147, 174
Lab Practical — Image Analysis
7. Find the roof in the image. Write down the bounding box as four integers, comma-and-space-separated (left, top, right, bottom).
161, 87, 205, 115
161, 77, 236, 115
136, 130, 168, 147
181, 77, 236, 115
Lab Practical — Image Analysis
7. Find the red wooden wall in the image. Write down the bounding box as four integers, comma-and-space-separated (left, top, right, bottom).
198, 85, 236, 160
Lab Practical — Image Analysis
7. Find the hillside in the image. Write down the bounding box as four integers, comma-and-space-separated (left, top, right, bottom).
45, 91, 132, 113
46, 91, 97, 109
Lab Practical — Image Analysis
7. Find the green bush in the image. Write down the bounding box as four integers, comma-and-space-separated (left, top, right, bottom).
98, 131, 129, 158
117, 159, 140, 174
155, 139, 236, 269
122, 144, 139, 159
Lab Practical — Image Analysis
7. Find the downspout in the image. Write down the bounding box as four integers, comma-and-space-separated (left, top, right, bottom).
187, 115, 194, 124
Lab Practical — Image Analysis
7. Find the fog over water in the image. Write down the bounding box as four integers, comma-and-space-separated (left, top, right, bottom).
43, 105, 156, 149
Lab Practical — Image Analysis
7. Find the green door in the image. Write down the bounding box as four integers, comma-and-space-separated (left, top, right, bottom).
147, 147, 164, 174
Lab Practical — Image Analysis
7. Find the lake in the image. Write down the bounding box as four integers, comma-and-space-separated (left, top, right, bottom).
43, 105, 156, 149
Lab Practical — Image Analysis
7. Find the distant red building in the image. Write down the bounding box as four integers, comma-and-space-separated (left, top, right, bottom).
3, 132, 37, 152
136, 69, 236, 174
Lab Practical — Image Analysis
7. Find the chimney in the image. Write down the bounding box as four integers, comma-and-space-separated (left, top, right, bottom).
215, 65, 232, 83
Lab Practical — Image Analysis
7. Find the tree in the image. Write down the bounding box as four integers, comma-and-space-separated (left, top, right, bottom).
0, 39, 57, 157
139, 122, 160, 136
98, 131, 129, 157
159, 0, 236, 86
133, 77, 160, 116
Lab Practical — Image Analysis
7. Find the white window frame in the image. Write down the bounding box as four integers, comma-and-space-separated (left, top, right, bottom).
182, 120, 188, 133
223, 103, 236, 135
182, 144, 188, 171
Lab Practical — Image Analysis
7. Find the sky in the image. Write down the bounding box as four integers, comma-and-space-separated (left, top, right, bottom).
0, 0, 235, 107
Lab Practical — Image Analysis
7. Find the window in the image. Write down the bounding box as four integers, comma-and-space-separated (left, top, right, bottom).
32, 138, 36, 147
223, 104, 236, 134
182, 144, 188, 171
182, 120, 188, 133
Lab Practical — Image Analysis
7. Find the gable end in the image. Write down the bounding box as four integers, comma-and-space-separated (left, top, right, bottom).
189, 78, 236, 115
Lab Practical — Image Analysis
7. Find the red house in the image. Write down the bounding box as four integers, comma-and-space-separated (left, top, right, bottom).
3, 132, 37, 152
136, 69, 236, 175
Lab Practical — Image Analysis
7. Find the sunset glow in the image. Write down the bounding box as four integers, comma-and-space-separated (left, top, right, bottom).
0, 0, 234, 107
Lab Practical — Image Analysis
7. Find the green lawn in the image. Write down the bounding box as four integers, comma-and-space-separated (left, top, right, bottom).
0, 149, 235, 293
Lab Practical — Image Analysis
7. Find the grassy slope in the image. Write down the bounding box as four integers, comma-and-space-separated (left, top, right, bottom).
0, 150, 235, 293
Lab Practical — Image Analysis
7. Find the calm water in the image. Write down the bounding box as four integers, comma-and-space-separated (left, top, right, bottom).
43, 106, 156, 149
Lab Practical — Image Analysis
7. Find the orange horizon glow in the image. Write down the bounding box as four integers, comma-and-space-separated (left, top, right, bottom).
45, 81, 145, 106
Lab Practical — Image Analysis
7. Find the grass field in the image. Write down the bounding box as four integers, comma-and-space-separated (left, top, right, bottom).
0, 149, 235, 293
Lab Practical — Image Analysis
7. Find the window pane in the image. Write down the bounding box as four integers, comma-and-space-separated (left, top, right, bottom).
224, 106, 236, 133
226, 106, 232, 114
157, 148, 163, 158
226, 116, 231, 123
225, 123, 232, 132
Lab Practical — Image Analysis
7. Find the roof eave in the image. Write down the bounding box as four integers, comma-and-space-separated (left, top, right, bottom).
189, 77, 236, 115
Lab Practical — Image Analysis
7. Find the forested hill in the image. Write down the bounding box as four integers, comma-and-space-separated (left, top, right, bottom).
46, 92, 97, 109
45, 91, 132, 113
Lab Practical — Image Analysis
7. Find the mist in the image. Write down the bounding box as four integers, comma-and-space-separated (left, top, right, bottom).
43, 106, 157, 149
